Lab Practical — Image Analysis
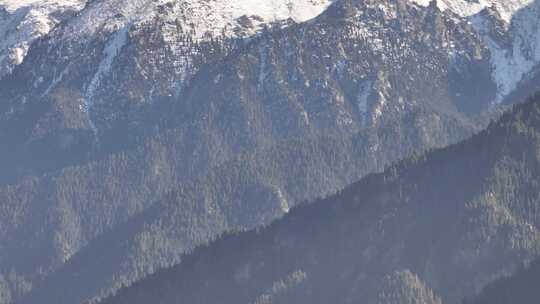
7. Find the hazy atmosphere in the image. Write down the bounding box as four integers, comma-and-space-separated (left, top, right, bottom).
0, 0, 540, 303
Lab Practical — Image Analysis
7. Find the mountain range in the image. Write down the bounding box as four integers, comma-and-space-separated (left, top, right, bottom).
1, 0, 540, 303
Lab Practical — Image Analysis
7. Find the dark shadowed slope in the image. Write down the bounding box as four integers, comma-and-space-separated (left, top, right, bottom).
465, 256, 540, 304
102, 94, 540, 304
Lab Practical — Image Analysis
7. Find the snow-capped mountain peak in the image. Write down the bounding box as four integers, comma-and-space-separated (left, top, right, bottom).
163, 0, 334, 40
412, 0, 533, 23
0, 0, 83, 12
65, 0, 336, 41
2, 0, 540, 104
0, 0, 335, 80
0, 0, 86, 77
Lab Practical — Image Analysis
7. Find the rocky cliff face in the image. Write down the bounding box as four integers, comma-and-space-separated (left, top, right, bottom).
0, 0, 86, 78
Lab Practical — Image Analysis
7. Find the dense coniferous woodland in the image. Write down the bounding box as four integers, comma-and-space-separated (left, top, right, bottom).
101, 95, 540, 304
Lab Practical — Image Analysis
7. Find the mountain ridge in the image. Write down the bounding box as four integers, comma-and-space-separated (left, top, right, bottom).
1, 0, 540, 303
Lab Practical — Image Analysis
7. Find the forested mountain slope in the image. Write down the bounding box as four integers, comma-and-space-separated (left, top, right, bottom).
19, 108, 466, 304
102, 95, 540, 304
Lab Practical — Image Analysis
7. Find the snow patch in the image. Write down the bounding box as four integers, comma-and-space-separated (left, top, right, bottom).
32, 0, 335, 97
372, 92, 388, 124
300, 110, 310, 125
468, 1, 540, 102
411, 0, 533, 23
0, 0, 86, 78
412, 0, 540, 102
61, 0, 334, 42
161, 0, 335, 40
84, 25, 129, 135
0, 0, 84, 12
9, 46, 26, 65
487, 36, 535, 102
85, 25, 129, 105
274, 187, 289, 214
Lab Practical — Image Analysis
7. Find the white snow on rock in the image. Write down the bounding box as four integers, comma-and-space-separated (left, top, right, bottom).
470, 4, 540, 102
492, 1, 540, 102
0, 0, 83, 12
0, 0, 334, 80
411, 0, 533, 23
274, 187, 290, 214
159, 0, 335, 40
69, 0, 335, 123
84, 25, 129, 136
3, 0, 540, 106
63, 0, 335, 41
0, 0, 86, 78
413, 0, 539, 102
